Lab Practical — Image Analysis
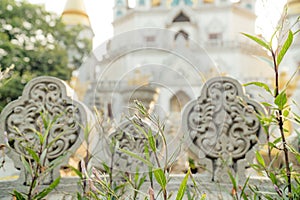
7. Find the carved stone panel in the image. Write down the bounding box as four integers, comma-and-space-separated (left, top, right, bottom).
182, 77, 265, 182
0, 76, 86, 184
104, 118, 161, 173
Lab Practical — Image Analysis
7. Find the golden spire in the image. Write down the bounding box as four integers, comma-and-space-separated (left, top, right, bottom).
287, 0, 300, 15
61, 0, 91, 27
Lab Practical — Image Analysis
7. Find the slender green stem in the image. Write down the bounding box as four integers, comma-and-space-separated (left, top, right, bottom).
28, 122, 45, 200
163, 189, 167, 200
267, 133, 272, 163
271, 48, 292, 197
271, 50, 279, 97
109, 145, 115, 192
148, 114, 168, 200
277, 110, 291, 195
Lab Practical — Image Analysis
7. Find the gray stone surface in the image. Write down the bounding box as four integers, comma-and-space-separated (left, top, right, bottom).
182, 76, 266, 182
0, 76, 277, 199
0, 76, 87, 196
92, 117, 161, 174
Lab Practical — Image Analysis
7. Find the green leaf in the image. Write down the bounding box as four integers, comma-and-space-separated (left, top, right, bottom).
40, 111, 49, 131
255, 151, 265, 168
243, 81, 272, 95
294, 112, 300, 124
153, 168, 167, 190
137, 175, 147, 190
228, 170, 237, 190
265, 195, 274, 200
240, 176, 250, 200
269, 172, 277, 185
84, 124, 90, 141
47, 154, 66, 173
33, 177, 61, 200
273, 137, 282, 145
29, 128, 44, 145
134, 100, 148, 116
102, 162, 110, 174
176, 169, 190, 200
26, 147, 40, 164
134, 168, 140, 184
242, 33, 271, 51
148, 130, 156, 152
277, 30, 293, 66
268, 142, 276, 150
261, 102, 273, 107
120, 148, 153, 167
132, 120, 148, 138
274, 91, 287, 110
144, 143, 150, 160
21, 155, 33, 176
31, 179, 38, 192
200, 194, 207, 200
283, 109, 290, 118
269, 27, 279, 47
77, 192, 83, 200
186, 188, 192, 200
40, 148, 48, 165
286, 145, 300, 158
12, 190, 26, 200
69, 165, 83, 179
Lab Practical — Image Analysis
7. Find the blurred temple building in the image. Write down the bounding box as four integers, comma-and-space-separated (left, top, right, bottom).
64, 0, 299, 133
72, 1, 264, 117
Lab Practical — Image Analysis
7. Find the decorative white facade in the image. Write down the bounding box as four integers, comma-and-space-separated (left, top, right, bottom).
76, 0, 273, 122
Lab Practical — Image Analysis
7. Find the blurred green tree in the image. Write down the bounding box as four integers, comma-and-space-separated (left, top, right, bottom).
0, 0, 91, 111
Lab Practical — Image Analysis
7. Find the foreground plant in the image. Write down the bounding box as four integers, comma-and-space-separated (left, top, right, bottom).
243, 15, 300, 199
10, 112, 65, 200
74, 100, 198, 199
120, 100, 194, 200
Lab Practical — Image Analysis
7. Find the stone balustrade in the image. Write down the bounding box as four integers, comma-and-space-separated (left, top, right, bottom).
0, 75, 291, 199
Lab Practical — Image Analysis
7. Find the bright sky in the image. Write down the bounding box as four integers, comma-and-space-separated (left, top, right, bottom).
27, 0, 287, 49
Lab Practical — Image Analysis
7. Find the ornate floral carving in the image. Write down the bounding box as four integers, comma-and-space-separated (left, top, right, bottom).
0, 76, 86, 184
182, 77, 265, 182
105, 118, 160, 173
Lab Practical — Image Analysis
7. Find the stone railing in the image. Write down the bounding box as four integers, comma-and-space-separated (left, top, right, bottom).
204, 40, 268, 56
0, 76, 277, 199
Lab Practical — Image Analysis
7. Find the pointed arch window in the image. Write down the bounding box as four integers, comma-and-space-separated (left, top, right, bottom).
175, 30, 189, 41
173, 12, 190, 23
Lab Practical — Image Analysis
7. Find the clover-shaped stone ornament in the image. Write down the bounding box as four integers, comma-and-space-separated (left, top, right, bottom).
0, 76, 87, 184
182, 77, 265, 182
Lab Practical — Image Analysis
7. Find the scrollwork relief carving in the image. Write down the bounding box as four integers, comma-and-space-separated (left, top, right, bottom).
0, 76, 86, 185
105, 118, 161, 173
182, 77, 265, 182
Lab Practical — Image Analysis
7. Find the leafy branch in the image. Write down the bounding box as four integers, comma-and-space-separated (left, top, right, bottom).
243, 17, 299, 198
